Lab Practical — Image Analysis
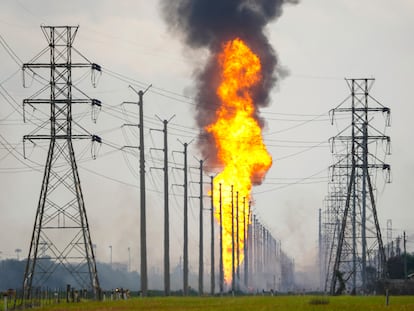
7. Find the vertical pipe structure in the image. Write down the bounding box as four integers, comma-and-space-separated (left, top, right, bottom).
198, 160, 204, 296
219, 183, 224, 295
183, 143, 189, 295
231, 185, 235, 294
210, 176, 215, 295
138, 90, 148, 296
162, 120, 170, 296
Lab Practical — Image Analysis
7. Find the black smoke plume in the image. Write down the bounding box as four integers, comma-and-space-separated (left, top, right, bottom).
161, 0, 298, 168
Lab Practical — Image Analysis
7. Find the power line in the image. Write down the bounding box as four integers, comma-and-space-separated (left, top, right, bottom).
253, 166, 328, 195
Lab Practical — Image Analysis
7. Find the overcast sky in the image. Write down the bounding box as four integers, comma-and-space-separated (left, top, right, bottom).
0, 0, 413, 288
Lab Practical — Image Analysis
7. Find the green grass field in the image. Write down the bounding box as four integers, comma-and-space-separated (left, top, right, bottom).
30, 295, 414, 311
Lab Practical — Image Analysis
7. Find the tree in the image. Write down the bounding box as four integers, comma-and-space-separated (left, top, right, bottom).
387, 253, 414, 279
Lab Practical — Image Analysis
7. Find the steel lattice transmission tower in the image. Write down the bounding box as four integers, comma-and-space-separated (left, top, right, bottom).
22, 26, 102, 299
328, 78, 391, 295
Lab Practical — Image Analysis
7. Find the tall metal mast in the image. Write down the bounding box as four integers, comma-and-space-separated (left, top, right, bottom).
328, 78, 391, 294
210, 176, 215, 295
22, 26, 101, 300
198, 160, 204, 295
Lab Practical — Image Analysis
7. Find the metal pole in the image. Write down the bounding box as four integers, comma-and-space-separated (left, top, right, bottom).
219, 183, 224, 295
198, 160, 204, 295
236, 191, 240, 290
319, 208, 322, 290
138, 90, 148, 296
243, 197, 247, 289
404, 231, 407, 279
263, 227, 266, 287
231, 185, 235, 294
183, 143, 189, 295
245, 201, 251, 289
210, 176, 215, 295
253, 215, 257, 290
163, 120, 170, 296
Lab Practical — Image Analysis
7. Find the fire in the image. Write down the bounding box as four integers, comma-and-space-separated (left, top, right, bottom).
206, 38, 272, 284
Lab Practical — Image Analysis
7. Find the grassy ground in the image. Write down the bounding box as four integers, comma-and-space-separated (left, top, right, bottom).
29, 295, 414, 311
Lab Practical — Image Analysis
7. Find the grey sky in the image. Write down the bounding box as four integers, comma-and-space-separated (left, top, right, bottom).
0, 0, 413, 289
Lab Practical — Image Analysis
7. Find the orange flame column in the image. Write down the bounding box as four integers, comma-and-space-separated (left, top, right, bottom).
206, 38, 272, 284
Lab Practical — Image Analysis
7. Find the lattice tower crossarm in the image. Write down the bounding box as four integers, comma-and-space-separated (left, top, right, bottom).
22, 26, 101, 300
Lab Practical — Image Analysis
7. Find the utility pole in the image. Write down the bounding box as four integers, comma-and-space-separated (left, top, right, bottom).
22, 26, 101, 300
128, 84, 152, 296
180, 142, 190, 295
318, 208, 322, 290
139, 89, 147, 296
210, 176, 215, 295
162, 119, 171, 296
172, 140, 192, 295
219, 183, 224, 295
150, 116, 175, 296
183, 144, 189, 295
236, 191, 240, 290
258, 221, 263, 287
243, 198, 248, 288
263, 227, 267, 288
404, 231, 407, 280
231, 185, 235, 294
173, 140, 192, 296
253, 215, 257, 290
247, 203, 252, 289
198, 160, 204, 296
